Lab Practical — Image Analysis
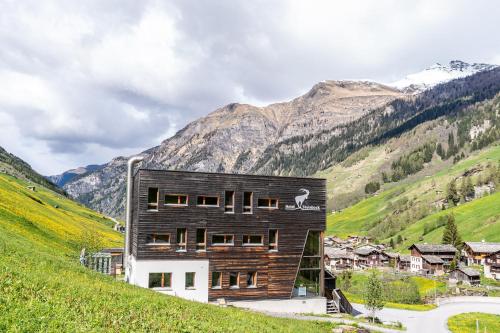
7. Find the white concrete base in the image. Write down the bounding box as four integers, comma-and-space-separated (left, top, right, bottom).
128, 256, 209, 302
229, 297, 326, 315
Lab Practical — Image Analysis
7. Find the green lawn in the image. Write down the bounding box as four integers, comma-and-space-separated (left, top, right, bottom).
447, 313, 500, 333
0, 174, 334, 332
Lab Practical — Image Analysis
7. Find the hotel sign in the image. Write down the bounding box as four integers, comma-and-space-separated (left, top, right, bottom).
284, 188, 321, 211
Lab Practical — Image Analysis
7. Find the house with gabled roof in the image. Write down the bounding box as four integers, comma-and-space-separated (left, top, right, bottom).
409, 243, 457, 274
484, 250, 500, 280
464, 241, 500, 265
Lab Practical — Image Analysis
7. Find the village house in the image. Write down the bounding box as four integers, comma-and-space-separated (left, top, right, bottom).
324, 248, 355, 271
449, 266, 481, 285
409, 244, 457, 275
484, 250, 500, 280
463, 241, 500, 265
354, 245, 389, 268
398, 254, 412, 271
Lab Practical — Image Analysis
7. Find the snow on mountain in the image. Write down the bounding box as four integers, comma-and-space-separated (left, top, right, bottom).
390, 60, 497, 92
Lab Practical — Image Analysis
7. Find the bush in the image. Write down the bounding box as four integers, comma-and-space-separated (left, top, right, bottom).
365, 181, 380, 194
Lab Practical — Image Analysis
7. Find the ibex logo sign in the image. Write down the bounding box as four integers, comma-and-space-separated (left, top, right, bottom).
285, 188, 320, 211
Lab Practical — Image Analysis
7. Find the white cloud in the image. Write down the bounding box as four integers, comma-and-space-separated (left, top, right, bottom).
0, 0, 498, 175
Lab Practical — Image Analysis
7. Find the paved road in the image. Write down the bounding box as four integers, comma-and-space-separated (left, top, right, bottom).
353, 297, 500, 333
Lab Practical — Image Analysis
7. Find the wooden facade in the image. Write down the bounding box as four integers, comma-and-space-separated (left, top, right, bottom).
129, 169, 326, 301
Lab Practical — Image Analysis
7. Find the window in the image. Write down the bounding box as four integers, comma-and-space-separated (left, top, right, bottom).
257, 198, 278, 209
165, 194, 188, 206
246, 272, 257, 287
242, 235, 263, 246
185, 272, 195, 289
212, 234, 234, 245
196, 228, 206, 251
176, 228, 187, 251
147, 188, 159, 210
224, 191, 235, 213
211, 271, 222, 289
146, 234, 170, 245
294, 231, 322, 297
229, 272, 240, 288
149, 272, 171, 289
197, 195, 219, 207
243, 192, 253, 213
269, 229, 278, 251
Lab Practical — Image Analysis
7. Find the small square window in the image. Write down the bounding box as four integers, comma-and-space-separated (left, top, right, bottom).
197, 196, 219, 207
196, 228, 206, 251
212, 234, 234, 245
185, 272, 195, 289
243, 235, 263, 246
257, 198, 278, 209
211, 271, 222, 288
229, 272, 239, 288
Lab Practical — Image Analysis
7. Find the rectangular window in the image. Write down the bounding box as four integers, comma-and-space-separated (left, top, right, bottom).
147, 188, 159, 210
224, 191, 235, 213
242, 235, 264, 246
212, 234, 234, 245
246, 271, 257, 287
243, 192, 253, 213
229, 272, 240, 288
269, 229, 278, 251
196, 228, 206, 251
197, 195, 219, 207
164, 194, 188, 206
185, 272, 195, 289
211, 271, 222, 289
257, 198, 278, 209
176, 228, 187, 251
149, 272, 171, 288
146, 234, 170, 245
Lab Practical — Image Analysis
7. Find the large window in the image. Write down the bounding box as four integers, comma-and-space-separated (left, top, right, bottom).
165, 194, 188, 206
269, 229, 278, 251
149, 272, 171, 289
146, 234, 170, 245
176, 228, 187, 251
224, 191, 235, 213
212, 234, 234, 245
211, 271, 222, 289
294, 231, 322, 297
243, 192, 253, 213
197, 195, 219, 207
242, 235, 263, 246
229, 272, 240, 288
185, 272, 195, 289
246, 271, 257, 288
147, 188, 159, 210
196, 228, 206, 251
257, 198, 278, 209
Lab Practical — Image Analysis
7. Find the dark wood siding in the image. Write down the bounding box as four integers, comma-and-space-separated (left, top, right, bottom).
131, 169, 326, 300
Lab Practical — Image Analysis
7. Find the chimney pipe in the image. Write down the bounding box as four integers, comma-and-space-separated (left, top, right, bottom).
124, 155, 144, 282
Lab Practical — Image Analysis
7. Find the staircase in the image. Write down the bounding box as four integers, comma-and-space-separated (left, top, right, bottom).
326, 299, 339, 314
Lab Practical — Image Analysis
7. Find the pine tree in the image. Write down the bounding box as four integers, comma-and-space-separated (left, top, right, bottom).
442, 214, 463, 250
364, 270, 384, 322
446, 180, 460, 206
396, 234, 403, 244
390, 238, 395, 249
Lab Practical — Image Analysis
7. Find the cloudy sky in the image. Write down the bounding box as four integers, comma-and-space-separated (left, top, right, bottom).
0, 0, 499, 175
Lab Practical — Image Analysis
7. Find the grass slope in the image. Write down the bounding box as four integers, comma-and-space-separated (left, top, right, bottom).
447, 313, 500, 333
0, 173, 333, 332
327, 144, 500, 241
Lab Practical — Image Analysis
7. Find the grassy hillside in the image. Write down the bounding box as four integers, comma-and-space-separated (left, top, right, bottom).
0, 173, 333, 332
327, 143, 500, 243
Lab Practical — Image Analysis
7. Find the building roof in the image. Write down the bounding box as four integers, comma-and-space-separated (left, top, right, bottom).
422, 255, 444, 264
399, 254, 412, 262
455, 266, 480, 277
409, 243, 457, 253
354, 245, 379, 256
324, 247, 354, 259
464, 242, 500, 254
384, 252, 399, 259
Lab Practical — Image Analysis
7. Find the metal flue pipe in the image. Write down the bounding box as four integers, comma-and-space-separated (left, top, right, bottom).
124, 155, 144, 281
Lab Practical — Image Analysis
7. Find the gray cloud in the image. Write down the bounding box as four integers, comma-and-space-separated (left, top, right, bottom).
0, 0, 498, 174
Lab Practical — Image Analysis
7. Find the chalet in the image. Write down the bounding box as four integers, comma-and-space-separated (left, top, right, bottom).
354, 245, 389, 268
409, 244, 457, 274
449, 266, 481, 285
484, 250, 500, 280
398, 254, 412, 271
464, 242, 500, 265
124, 167, 331, 313
324, 248, 355, 271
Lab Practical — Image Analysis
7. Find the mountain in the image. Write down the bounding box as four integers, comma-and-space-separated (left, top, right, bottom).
47, 164, 102, 187
0, 145, 63, 194
390, 60, 497, 93
62, 62, 500, 219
